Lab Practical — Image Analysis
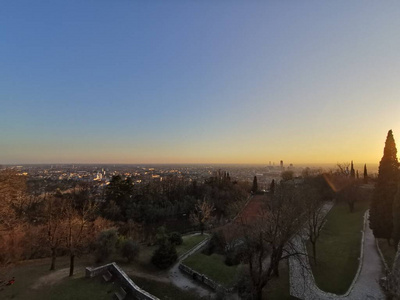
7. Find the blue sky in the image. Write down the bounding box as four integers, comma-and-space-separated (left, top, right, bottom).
1, 1, 400, 164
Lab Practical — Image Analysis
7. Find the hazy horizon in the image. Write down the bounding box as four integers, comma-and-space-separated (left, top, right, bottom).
2, 161, 379, 173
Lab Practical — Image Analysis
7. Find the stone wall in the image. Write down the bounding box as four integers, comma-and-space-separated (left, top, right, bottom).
178, 263, 234, 293
85, 262, 159, 300
85, 263, 113, 278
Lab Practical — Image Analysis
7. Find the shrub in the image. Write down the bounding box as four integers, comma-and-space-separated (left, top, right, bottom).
121, 239, 140, 263
155, 226, 168, 245
94, 228, 118, 263
151, 242, 177, 269
168, 232, 183, 245
225, 248, 241, 266
202, 231, 226, 255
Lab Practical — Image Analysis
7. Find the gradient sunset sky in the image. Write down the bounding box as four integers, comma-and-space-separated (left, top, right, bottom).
1, 1, 399, 165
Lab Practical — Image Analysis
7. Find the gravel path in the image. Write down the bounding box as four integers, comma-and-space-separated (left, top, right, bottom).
168, 233, 215, 299
348, 212, 385, 299
289, 208, 385, 300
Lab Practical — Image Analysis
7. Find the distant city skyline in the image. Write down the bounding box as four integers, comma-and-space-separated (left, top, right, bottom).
1, 1, 399, 165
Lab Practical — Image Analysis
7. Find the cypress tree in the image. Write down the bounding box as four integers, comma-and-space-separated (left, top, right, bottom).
270, 179, 275, 195
350, 161, 355, 179
364, 164, 368, 184
252, 176, 258, 193
370, 130, 399, 241
356, 170, 359, 179
393, 184, 400, 249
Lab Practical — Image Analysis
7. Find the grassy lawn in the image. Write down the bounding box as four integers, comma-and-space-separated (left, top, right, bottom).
114, 234, 208, 274
114, 234, 207, 274
0, 256, 119, 300
130, 275, 204, 300
130, 244, 160, 273
30, 276, 120, 300
377, 238, 397, 269
183, 253, 241, 287
0, 234, 210, 300
176, 234, 208, 257
306, 200, 369, 294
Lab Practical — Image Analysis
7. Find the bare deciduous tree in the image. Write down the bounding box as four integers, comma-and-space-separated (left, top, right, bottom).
64, 189, 98, 276
0, 170, 28, 268
190, 198, 214, 235
239, 185, 306, 300
336, 162, 350, 176
301, 185, 327, 264
44, 193, 67, 271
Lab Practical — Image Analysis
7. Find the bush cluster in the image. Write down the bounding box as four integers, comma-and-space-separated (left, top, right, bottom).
151, 242, 178, 269
121, 239, 140, 262
151, 227, 182, 269
94, 228, 118, 263
168, 232, 183, 245
202, 231, 226, 256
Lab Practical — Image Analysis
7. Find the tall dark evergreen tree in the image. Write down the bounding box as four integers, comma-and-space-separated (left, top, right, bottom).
370, 130, 399, 241
393, 184, 400, 249
270, 179, 275, 195
350, 161, 355, 179
364, 164, 368, 184
356, 170, 359, 179
252, 176, 258, 193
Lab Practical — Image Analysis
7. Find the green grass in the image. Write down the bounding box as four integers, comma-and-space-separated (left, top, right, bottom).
131, 244, 160, 273
129, 275, 204, 300
377, 238, 397, 268
306, 200, 369, 294
0, 256, 119, 300
183, 253, 241, 287
106, 243, 160, 274
113, 234, 208, 274
176, 234, 208, 257
0, 234, 210, 300
31, 276, 120, 300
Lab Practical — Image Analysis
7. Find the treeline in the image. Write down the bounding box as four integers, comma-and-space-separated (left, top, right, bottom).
0, 170, 111, 276
0, 169, 250, 275
102, 170, 250, 226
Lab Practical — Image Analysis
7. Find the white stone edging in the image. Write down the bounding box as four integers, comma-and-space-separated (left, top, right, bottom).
341, 209, 367, 297
289, 205, 369, 299
178, 233, 210, 261
86, 262, 159, 300
177, 234, 234, 293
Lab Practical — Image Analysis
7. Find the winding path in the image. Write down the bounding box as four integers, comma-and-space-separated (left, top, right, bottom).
289, 209, 385, 300
168, 233, 215, 298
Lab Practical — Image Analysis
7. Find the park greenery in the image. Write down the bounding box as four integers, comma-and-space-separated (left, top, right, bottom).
307, 200, 370, 294
0, 169, 249, 275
